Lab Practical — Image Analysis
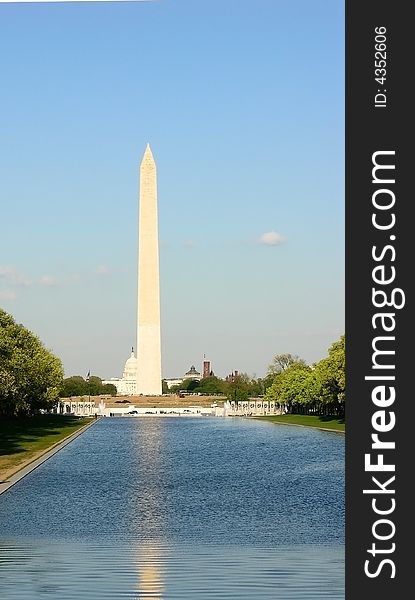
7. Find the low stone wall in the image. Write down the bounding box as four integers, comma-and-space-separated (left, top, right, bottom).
224, 399, 284, 417
102, 405, 220, 417
58, 395, 226, 416
91, 394, 225, 409
57, 396, 279, 417
58, 399, 99, 416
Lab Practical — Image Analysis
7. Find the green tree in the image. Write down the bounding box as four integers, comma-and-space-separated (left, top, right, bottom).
102, 383, 117, 396
246, 374, 278, 397
0, 308, 64, 417
178, 378, 199, 392
87, 375, 103, 396
314, 335, 345, 414
61, 375, 117, 398
267, 353, 307, 377
225, 374, 250, 403
265, 362, 311, 409
194, 376, 226, 395
278, 367, 320, 413
61, 376, 86, 397
264, 336, 345, 417
169, 383, 181, 394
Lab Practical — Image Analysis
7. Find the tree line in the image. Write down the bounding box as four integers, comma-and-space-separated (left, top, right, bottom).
0, 309, 64, 417
263, 337, 345, 416
0, 309, 117, 417
168, 336, 345, 417
61, 375, 117, 398
1, 307, 344, 418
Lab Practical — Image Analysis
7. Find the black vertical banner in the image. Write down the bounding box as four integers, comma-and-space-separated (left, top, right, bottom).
346, 1, 411, 599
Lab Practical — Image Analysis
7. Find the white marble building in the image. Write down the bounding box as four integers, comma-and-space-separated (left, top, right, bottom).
102, 349, 138, 396
104, 354, 207, 395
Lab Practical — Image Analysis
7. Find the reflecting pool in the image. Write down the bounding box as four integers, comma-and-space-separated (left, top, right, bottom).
0, 417, 344, 598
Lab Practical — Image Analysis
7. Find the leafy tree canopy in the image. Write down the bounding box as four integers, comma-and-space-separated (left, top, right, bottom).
267, 353, 307, 377
194, 376, 226, 395
265, 363, 312, 405
61, 375, 117, 398
264, 336, 345, 414
225, 373, 251, 403
0, 308, 64, 417
314, 335, 345, 405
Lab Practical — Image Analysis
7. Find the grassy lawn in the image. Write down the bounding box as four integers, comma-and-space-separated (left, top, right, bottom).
0, 415, 91, 480
254, 414, 345, 432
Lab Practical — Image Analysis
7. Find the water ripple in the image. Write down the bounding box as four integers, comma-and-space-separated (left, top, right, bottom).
0, 540, 344, 599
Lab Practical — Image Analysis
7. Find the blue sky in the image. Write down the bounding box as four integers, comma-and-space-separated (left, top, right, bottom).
0, 0, 344, 379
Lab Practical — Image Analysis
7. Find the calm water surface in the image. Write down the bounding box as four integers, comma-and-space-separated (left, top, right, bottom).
0, 417, 344, 598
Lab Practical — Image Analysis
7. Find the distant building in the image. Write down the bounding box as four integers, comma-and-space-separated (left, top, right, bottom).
145, 359, 214, 395
163, 362, 205, 390
163, 378, 183, 390
102, 348, 138, 396
202, 358, 211, 378
183, 365, 201, 380
226, 370, 239, 383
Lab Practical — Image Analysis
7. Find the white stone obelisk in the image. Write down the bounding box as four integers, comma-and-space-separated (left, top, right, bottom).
136, 144, 162, 395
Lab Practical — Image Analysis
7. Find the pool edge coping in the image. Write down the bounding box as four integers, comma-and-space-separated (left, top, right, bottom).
0, 418, 98, 496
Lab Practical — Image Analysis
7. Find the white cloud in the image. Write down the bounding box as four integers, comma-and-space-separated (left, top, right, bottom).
0, 265, 32, 286
0, 290, 16, 300
258, 231, 286, 246
39, 275, 57, 287
0, 266, 82, 291
0, 266, 13, 277
183, 240, 196, 248
95, 265, 110, 275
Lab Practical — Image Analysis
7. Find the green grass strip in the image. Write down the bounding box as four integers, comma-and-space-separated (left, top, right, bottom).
0, 415, 91, 478
254, 414, 345, 432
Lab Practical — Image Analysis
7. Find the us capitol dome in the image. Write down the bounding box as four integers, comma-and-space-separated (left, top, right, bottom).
102, 348, 138, 396
122, 349, 138, 380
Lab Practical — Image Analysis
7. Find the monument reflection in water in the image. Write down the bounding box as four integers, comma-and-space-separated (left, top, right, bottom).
137, 546, 164, 600
135, 419, 165, 600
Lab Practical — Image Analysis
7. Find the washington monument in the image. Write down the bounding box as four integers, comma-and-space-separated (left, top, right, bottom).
136, 144, 162, 395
